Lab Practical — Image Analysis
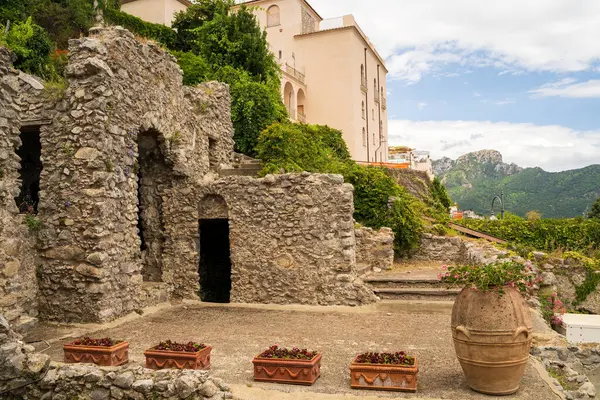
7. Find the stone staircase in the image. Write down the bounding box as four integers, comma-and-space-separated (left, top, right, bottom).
363, 270, 460, 301
219, 155, 263, 177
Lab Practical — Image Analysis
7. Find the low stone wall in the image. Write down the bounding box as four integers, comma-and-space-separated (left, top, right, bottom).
411, 233, 507, 265
532, 346, 598, 399
0, 314, 235, 399
355, 226, 394, 273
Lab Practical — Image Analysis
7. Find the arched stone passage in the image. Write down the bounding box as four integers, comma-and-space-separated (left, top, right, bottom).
137, 129, 170, 282
297, 88, 306, 119
198, 194, 231, 303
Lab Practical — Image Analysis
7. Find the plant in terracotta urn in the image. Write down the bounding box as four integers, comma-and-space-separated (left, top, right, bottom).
441, 260, 540, 395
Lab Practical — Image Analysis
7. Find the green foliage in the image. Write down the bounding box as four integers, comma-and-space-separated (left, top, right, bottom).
256, 122, 423, 253
441, 260, 538, 294
43, 79, 67, 101
431, 176, 452, 209
103, 7, 177, 49
30, 0, 95, 49
459, 215, 600, 254
539, 291, 566, 326
172, 51, 211, 85
24, 214, 43, 232
172, 0, 233, 52
589, 197, 600, 219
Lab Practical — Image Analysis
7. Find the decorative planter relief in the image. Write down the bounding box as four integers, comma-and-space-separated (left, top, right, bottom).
63, 337, 129, 367
252, 345, 321, 385
144, 341, 211, 370
349, 352, 418, 392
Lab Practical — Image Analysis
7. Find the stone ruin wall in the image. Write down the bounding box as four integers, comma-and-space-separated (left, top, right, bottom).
412, 233, 508, 265
0, 25, 378, 329
355, 226, 395, 273
164, 173, 377, 306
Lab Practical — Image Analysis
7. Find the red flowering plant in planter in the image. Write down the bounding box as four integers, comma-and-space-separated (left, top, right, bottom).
439, 260, 540, 295
253, 345, 322, 385
144, 340, 211, 370
64, 337, 129, 366
350, 351, 418, 392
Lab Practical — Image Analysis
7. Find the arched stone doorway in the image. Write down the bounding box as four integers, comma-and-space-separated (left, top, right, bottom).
137, 129, 170, 282
283, 81, 295, 119
198, 194, 231, 303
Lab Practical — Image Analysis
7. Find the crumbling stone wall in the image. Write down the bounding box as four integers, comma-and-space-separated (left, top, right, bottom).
355, 226, 394, 273
412, 233, 507, 265
33, 26, 234, 323
0, 49, 40, 333
0, 314, 235, 400
163, 173, 377, 306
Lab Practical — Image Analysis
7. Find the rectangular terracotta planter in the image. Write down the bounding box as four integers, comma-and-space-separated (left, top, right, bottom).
63, 341, 129, 367
144, 345, 211, 370
350, 356, 418, 392
252, 353, 322, 385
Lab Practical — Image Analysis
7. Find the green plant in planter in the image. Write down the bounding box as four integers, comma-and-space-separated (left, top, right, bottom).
440, 260, 540, 295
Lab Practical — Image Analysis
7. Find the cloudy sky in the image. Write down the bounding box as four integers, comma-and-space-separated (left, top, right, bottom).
310, 0, 600, 171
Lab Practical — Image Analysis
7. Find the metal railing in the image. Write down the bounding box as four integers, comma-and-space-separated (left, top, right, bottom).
374, 90, 380, 104
382, 96, 387, 110
361, 76, 368, 92
288, 108, 297, 120
285, 63, 305, 84
297, 112, 306, 123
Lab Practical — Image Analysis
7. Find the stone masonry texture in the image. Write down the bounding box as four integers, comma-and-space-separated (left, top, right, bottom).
0, 25, 376, 328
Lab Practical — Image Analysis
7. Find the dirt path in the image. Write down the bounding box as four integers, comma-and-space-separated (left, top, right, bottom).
34, 301, 559, 400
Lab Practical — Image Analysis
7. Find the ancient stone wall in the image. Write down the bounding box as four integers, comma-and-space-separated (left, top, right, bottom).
0, 49, 41, 333
162, 173, 377, 306
0, 314, 235, 400
412, 233, 507, 265
33, 26, 234, 323
355, 226, 394, 273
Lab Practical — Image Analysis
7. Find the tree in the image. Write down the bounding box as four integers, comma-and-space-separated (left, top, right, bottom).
589, 197, 600, 219
31, 0, 95, 49
431, 176, 452, 209
172, 0, 233, 52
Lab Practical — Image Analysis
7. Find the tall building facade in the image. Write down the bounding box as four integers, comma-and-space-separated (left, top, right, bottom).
122, 0, 389, 162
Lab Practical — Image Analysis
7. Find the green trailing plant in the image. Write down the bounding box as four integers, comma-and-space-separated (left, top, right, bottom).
24, 213, 42, 232
439, 260, 540, 295
42, 78, 67, 101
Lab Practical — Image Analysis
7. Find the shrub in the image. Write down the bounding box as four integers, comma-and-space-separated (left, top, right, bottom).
24, 214, 43, 232
0, 17, 54, 78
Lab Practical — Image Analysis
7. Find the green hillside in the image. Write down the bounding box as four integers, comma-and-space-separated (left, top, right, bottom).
434, 150, 600, 218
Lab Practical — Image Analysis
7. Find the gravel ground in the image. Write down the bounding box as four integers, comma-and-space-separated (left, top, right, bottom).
36, 301, 559, 400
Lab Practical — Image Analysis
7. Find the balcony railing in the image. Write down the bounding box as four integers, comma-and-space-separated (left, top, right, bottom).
285, 63, 305, 84
361, 76, 368, 93
297, 112, 306, 123
288, 108, 297, 120
374, 90, 380, 104
382, 96, 387, 110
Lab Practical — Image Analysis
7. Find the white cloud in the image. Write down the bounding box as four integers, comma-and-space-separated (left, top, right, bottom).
495, 98, 516, 105
311, 0, 600, 82
387, 120, 600, 171
530, 78, 600, 98
417, 102, 428, 110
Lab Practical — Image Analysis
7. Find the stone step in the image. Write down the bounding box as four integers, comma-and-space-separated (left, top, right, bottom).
219, 168, 261, 177
372, 287, 460, 301
238, 164, 262, 170
364, 276, 449, 289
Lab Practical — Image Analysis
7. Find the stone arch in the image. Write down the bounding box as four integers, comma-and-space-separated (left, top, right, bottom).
297, 88, 306, 119
283, 81, 295, 118
136, 128, 172, 282
267, 5, 281, 27
198, 194, 228, 220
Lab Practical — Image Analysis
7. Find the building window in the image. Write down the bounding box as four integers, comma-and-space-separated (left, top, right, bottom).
373, 79, 377, 94
362, 101, 365, 119
361, 64, 364, 81
372, 109, 374, 120
267, 5, 280, 27
278, 50, 282, 59
372, 133, 375, 145
362, 128, 366, 146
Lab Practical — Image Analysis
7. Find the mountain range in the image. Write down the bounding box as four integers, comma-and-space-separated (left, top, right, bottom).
433, 150, 600, 218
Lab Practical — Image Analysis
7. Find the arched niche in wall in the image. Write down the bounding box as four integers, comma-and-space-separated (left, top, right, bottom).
267, 5, 281, 27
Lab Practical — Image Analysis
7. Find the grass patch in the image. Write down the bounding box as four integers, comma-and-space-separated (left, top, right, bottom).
547, 366, 580, 391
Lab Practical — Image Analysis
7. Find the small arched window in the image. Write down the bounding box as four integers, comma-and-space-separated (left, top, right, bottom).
361, 64, 364, 80
267, 5, 280, 27
361, 101, 365, 119
373, 133, 375, 145
362, 128, 366, 146
373, 79, 377, 93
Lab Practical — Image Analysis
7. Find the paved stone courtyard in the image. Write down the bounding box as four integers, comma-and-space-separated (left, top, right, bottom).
29, 301, 559, 400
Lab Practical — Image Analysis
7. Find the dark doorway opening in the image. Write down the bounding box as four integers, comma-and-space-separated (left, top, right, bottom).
15, 126, 42, 213
199, 219, 231, 303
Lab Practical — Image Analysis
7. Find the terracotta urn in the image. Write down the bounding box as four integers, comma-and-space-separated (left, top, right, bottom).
63, 341, 129, 367
451, 286, 532, 395
252, 353, 321, 385
349, 356, 418, 392
144, 345, 211, 370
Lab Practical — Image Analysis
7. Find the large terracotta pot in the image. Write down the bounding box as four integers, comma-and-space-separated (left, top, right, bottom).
451, 287, 532, 395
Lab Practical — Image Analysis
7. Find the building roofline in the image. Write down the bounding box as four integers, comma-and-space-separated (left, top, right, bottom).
121, 0, 194, 6
295, 26, 388, 73
234, 0, 323, 21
